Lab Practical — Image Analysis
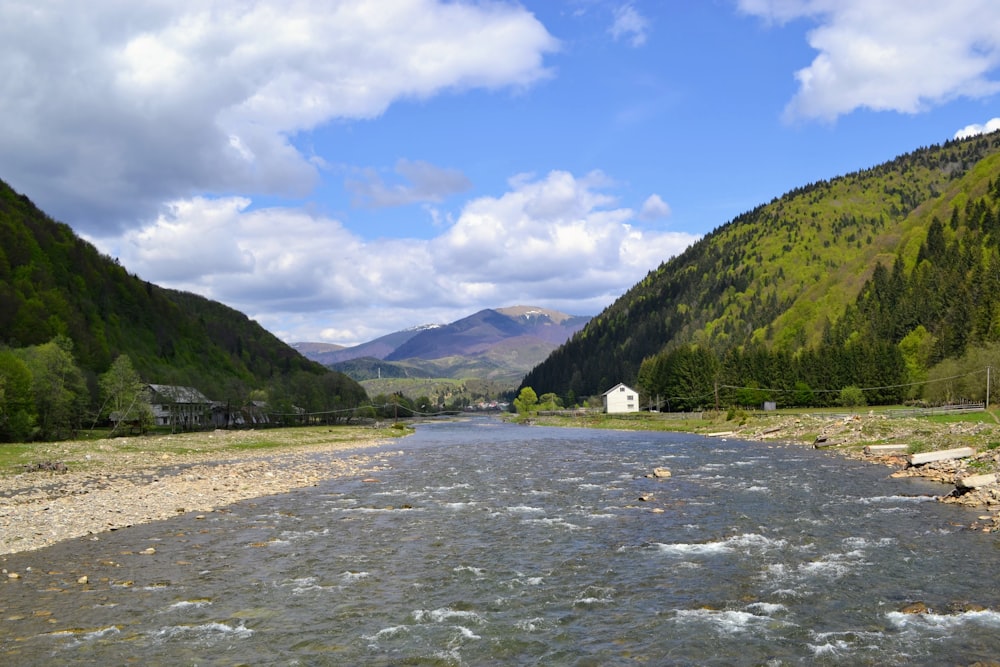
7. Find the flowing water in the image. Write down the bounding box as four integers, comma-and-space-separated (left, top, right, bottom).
3, 417, 1000, 666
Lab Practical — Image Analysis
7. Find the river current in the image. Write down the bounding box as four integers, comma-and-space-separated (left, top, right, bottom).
3, 417, 1000, 665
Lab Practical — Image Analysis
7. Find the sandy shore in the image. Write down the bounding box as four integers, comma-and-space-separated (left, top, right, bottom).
0, 428, 401, 557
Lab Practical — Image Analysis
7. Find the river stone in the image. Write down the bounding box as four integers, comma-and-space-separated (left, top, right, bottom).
900, 601, 929, 614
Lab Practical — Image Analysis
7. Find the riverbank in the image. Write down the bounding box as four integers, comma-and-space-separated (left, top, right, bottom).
525, 410, 1000, 531
4, 412, 1000, 560
0, 426, 406, 557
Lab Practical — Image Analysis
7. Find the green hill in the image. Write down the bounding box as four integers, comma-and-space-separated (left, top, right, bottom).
522, 132, 1000, 406
0, 178, 365, 407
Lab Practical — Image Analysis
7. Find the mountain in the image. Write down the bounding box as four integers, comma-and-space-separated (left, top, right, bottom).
291, 341, 346, 359
0, 178, 363, 401
296, 307, 590, 382
294, 326, 438, 366
387, 307, 590, 360
522, 131, 1000, 402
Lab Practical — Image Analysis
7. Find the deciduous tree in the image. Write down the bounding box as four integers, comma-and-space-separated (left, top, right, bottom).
17, 336, 88, 440
514, 387, 538, 415
99, 354, 153, 434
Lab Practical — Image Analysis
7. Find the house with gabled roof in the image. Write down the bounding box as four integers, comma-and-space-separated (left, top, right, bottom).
147, 383, 213, 428
602, 382, 639, 414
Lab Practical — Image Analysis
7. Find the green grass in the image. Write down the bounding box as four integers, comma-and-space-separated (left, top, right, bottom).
922, 410, 999, 425
525, 412, 720, 433
0, 443, 38, 470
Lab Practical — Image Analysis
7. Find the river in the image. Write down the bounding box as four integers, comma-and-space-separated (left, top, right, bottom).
2, 417, 1000, 665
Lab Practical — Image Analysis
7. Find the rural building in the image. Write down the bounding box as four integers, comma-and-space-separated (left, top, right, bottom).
216, 399, 272, 427
147, 384, 213, 428
602, 383, 639, 414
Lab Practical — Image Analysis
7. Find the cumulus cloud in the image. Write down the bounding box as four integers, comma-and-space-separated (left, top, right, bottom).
0, 0, 557, 233
346, 159, 472, 208
954, 117, 1000, 139
639, 194, 671, 221
738, 0, 1000, 121
107, 171, 699, 344
609, 3, 650, 47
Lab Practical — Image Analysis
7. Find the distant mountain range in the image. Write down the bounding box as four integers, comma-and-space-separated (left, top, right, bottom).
294, 306, 590, 382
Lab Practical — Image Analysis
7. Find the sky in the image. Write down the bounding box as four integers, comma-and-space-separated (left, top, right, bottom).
2, 1, 1000, 346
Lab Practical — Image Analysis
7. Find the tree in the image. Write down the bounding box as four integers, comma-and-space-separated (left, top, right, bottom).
791, 381, 815, 408
0, 348, 35, 442
538, 392, 562, 411
99, 354, 153, 435
514, 387, 538, 415
734, 383, 769, 409
898, 325, 935, 399
17, 336, 88, 440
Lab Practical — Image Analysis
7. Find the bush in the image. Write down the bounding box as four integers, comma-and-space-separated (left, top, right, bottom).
838, 386, 867, 408
726, 407, 749, 424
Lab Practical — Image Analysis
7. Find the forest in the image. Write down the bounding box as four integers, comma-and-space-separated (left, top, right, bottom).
0, 178, 370, 442
522, 132, 1000, 409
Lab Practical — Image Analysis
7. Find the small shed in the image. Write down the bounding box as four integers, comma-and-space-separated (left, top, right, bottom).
602, 383, 639, 414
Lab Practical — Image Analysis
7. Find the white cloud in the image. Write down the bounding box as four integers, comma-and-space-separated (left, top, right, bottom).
346, 159, 472, 208
0, 0, 557, 233
104, 171, 699, 344
738, 0, 1000, 121
609, 3, 650, 47
954, 117, 1000, 139
639, 194, 671, 221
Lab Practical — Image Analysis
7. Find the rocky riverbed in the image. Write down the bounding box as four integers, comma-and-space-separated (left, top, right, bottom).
535, 409, 1000, 532
0, 427, 400, 557
738, 412, 1000, 532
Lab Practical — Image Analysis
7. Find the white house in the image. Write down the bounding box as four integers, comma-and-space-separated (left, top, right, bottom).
602, 383, 639, 414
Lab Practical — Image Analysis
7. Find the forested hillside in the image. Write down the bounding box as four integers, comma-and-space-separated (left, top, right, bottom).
0, 178, 367, 439
522, 132, 1000, 408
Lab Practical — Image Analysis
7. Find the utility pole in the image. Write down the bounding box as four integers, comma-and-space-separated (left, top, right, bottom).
988, 366, 991, 410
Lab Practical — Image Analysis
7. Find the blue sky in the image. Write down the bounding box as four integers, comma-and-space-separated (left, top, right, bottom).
2, 1, 1000, 345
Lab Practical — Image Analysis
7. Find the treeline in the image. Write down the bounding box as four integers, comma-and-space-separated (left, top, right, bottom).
636, 180, 1000, 410
635, 341, 906, 411
0, 335, 369, 442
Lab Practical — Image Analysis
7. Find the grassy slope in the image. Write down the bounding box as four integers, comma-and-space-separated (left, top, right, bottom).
524, 133, 1000, 396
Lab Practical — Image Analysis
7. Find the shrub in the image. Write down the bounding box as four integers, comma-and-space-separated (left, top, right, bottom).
838, 386, 867, 408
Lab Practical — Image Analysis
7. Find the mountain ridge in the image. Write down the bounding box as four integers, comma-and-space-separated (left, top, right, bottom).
521, 131, 1000, 401
295, 306, 591, 382
0, 178, 365, 404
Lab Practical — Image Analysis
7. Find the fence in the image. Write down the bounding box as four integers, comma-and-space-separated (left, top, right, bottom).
885, 402, 986, 419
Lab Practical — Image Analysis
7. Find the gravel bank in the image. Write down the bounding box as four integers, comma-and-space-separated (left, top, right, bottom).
0, 429, 399, 556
